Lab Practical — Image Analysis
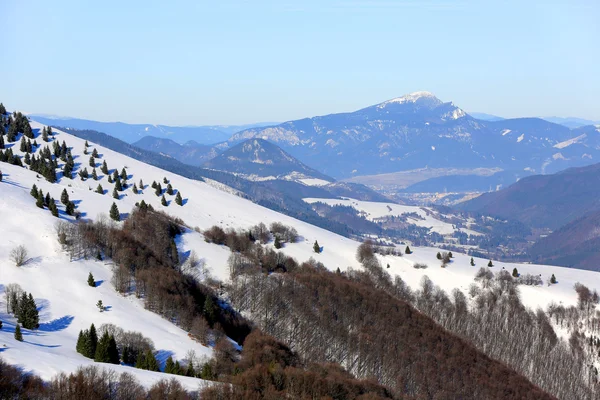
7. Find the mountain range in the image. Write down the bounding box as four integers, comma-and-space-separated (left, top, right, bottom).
29, 115, 277, 145
220, 92, 600, 180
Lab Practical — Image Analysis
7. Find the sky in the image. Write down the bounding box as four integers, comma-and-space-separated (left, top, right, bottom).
1, 0, 598, 125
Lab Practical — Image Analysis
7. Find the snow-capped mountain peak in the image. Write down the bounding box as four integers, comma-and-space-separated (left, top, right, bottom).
378, 91, 442, 108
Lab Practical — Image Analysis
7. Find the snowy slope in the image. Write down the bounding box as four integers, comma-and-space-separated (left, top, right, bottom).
304, 197, 482, 236
2, 119, 600, 385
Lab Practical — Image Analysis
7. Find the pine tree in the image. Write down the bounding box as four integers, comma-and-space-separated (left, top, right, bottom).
120, 168, 127, 180
61, 188, 69, 205
89, 156, 95, 168
92, 148, 99, 158
175, 192, 183, 206
76, 330, 84, 354
512, 267, 519, 277
20, 136, 27, 152
470, 257, 475, 266
42, 127, 48, 142
151, 181, 157, 189
63, 162, 73, 179
488, 260, 493, 267
203, 296, 216, 325
274, 236, 282, 249
107, 335, 119, 364
50, 200, 59, 217
88, 272, 96, 287
448, 252, 453, 258
165, 356, 175, 374
66, 201, 75, 216
94, 331, 110, 362
14, 324, 23, 341
0, 135, 4, 149
166, 184, 174, 195
550, 274, 557, 284
313, 240, 320, 253
36, 190, 44, 208
96, 184, 104, 194
405, 246, 412, 254
161, 195, 167, 206
84, 140, 89, 148
107, 175, 113, 184
186, 360, 195, 377
436, 252, 442, 260
113, 187, 119, 200
145, 350, 159, 371
88, 324, 98, 357
109, 203, 120, 221
101, 160, 108, 174
132, 183, 138, 194
30, 184, 38, 198
163, 177, 168, 184
97, 300, 104, 312
174, 361, 182, 375
114, 176, 122, 191
0, 103, 5, 115
139, 179, 144, 188
112, 170, 119, 181
135, 351, 147, 369
44, 192, 51, 207
155, 183, 162, 196
92, 168, 98, 180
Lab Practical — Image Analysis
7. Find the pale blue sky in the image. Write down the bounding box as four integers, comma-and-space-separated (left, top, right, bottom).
1, 0, 598, 125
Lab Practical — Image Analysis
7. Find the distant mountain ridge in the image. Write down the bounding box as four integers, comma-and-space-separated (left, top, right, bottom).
29, 115, 278, 145
220, 92, 600, 179
204, 138, 333, 183
134, 136, 218, 166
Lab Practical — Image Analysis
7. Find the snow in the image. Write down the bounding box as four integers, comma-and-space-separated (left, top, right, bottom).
517, 133, 525, 143
3, 119, 600, 386
298, 178, 330, 187
554, 134, 587, 149
303, 197, 481, 236
501, 129, 512, 136
431, 146, 436, 151
378, 91, 438, 107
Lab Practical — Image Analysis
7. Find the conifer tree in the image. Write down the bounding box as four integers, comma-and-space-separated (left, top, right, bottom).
135, 352, 147, 370
84, 140, 89, 148
550, 274, 557, 284
512, 268, 519, 277
186, 361, 195, 377
145, 350, 159, 371
63, 162, 73, 179
36, 190, 44, 208
92, 148, 98, 158
155, 183, 162, 196
139, 179, 144, 189
42, 127, 48, 142
94, 331, 111, 362
161, 195, 167, 206
14, 324, 23, 342
30, 184, 38, 198
109, 202, 120, 221
470, 257, 475, 266
50, 200, 59, 217
107, 175, 113, 184
0, 135, 4, 149
120, 168, 127, 180
44, 192, 51, 207
175, 192, 183, 205
19, 136, 27, 152
163, 177, 168, 184
107, 335, 119, 364
88, 272, 96, 287
66, 201, 75, 216
88, 324, 98, 357
113, 187, 119, 200
61, 188, 69, 205
97, 300, 104, 312
89, 156, 95, 168
101, 160, 108, 174
488, 260, 493, 267
165, 356, 175, 374
132, 183, 138, 194
114, 176, 122, 191
167, 184, 174, 195
92, 168, 98, 180
151, 181, 157, 189
76, 330, 84, 354
313, 240, 320, 253
0, 103, 5, 115
405, 246, 412, 254
112, 170, 119, 181
96, 184, 104, 194
274, 236, 282, 249
436, 252, 442, 260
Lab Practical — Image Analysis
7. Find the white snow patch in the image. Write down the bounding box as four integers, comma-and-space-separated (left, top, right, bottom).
517, 133, 525, 143
553, 134, 587, 149
501, 129, 512, 136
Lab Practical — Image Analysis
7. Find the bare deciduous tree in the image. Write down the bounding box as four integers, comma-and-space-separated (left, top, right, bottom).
10, 245, 28, 267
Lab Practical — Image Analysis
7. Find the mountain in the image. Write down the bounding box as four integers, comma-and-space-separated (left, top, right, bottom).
529, 209, 600, 270
542, 117, 600, 129
29, 115, 277, 145
204, 138, 333, 183
470, 112, 505, 121
402, 169, 535, 193
1, 114, 597, 399
133, 136, 218, 166
457, 162, 600, 231
221, 92, 599, 180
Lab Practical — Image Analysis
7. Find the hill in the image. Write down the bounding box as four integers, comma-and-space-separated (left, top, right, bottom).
204, 138, 333, 183
1, 114, 597, 398
457, 162, 600, 230
133, 136, 218, 166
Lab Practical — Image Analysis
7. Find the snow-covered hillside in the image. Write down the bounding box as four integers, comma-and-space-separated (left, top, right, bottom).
2, 119, 600, 386
304, 197, 482, 236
